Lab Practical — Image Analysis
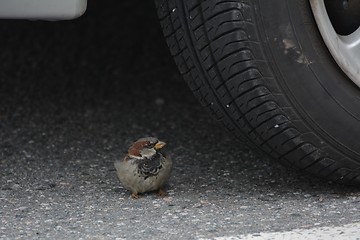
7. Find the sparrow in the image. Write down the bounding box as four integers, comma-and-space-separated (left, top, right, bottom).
114, 137, 173, 199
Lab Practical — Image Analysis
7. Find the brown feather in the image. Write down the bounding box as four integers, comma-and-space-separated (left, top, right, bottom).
128, 140, 149, 157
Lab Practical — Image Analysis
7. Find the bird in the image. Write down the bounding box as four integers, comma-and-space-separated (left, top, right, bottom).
114, 137, 173, 199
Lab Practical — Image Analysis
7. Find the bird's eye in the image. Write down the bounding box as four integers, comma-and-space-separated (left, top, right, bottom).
143, 139, 159, 149
144, 142, 152, 148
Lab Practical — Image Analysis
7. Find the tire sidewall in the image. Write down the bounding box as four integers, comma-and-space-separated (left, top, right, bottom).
256, 0, 360, 160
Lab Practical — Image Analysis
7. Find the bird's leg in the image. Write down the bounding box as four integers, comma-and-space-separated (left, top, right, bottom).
131, 192, 140, 199
157, 188, 167, 197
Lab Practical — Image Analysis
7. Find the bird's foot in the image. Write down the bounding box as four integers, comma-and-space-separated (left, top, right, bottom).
157, 188, 167, 198
131, 192, 140, 199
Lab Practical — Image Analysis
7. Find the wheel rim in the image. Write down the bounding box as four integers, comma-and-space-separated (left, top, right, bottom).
310, 0, 360, 86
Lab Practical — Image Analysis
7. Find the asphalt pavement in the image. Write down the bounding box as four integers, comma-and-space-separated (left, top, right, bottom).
1, 1, 360, 239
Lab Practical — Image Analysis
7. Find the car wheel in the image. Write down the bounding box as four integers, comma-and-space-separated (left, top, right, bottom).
155, 0, 360, 184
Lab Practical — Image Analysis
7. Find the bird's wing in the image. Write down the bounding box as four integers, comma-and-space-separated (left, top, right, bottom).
136, 153, 164, 179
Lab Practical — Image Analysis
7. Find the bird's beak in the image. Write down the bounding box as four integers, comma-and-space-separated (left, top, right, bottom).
154, 141, 166, 150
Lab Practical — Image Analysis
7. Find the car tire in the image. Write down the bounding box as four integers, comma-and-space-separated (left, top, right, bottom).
155, 0, 360, 184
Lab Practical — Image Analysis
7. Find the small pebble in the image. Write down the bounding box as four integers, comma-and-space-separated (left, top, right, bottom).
155, 98, 165, 106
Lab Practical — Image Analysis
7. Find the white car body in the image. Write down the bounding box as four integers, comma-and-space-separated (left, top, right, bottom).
0, 0, 87, 20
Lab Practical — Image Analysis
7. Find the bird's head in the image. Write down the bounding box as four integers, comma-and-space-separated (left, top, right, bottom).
128, 137, 166, 159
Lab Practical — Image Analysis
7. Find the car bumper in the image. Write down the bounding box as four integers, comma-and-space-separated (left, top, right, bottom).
0, 0, 87, 20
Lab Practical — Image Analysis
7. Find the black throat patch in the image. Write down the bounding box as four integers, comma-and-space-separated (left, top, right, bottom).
136, 152, 164, 180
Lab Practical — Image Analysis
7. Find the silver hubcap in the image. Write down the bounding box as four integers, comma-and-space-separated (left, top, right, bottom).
310, 0, 360, 86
